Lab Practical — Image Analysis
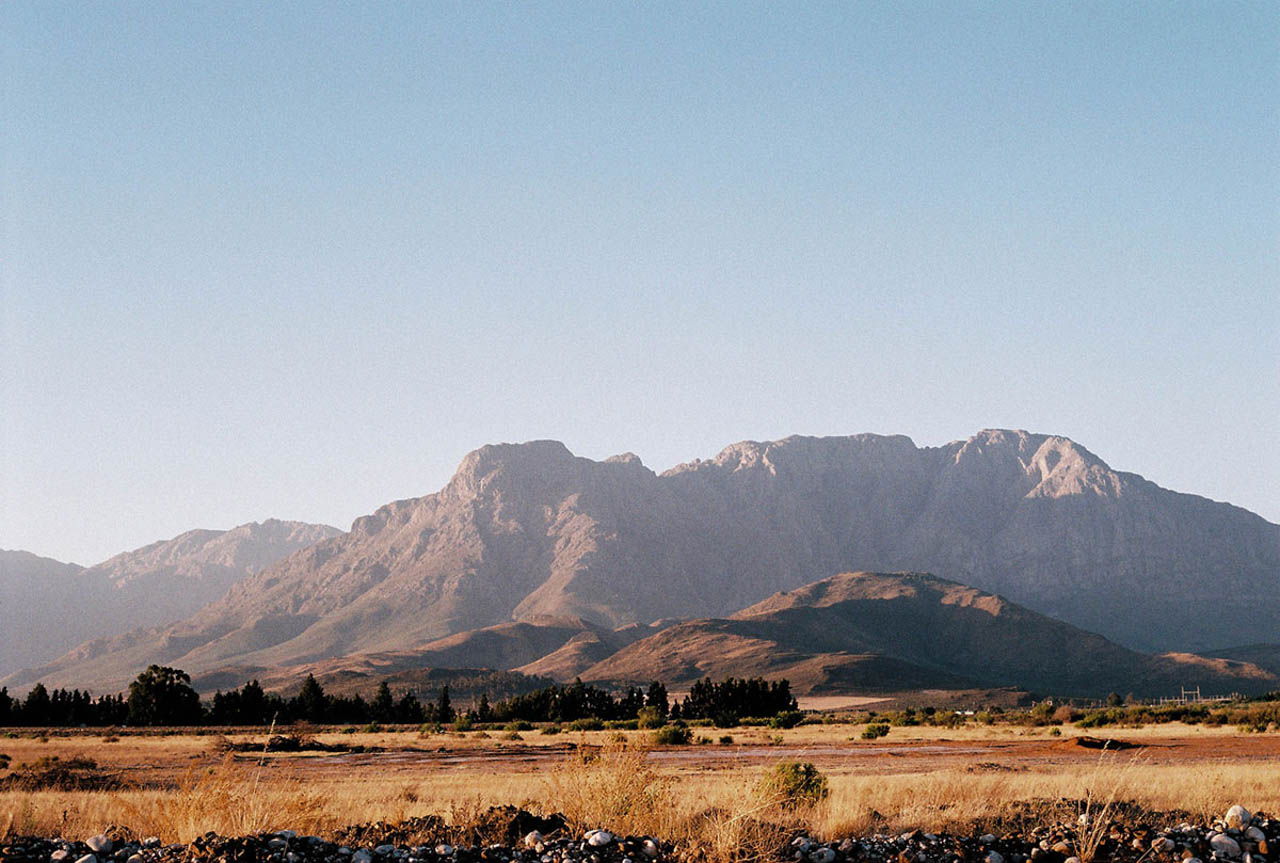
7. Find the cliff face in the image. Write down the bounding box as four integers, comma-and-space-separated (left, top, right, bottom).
11, 430, 1278, 692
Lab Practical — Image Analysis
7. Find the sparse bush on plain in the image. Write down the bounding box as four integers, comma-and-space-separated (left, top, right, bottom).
861, 723, 890, 739
768, 710, 804, 729
637, 706, 665, 729
652, 724, 692, 745
758, 761, 828, 809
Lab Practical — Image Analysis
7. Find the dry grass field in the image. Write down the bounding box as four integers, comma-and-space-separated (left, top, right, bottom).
4, 720, 1280, 855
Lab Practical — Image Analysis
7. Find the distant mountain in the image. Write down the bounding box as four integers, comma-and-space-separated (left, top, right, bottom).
0, 550, 87, 674
577, 572, 1276, 697
9, 429, 1278, 693
1210, 644, 1280, 677
0, 520, 340, 677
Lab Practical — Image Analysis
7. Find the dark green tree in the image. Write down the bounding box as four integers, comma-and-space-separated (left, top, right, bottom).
296, 674, 328, 723
127, 665, 202, 726
372, 681, 395, 723
645, 681, 669, 718
23, 683, 52, 725
436, 684, 454, 723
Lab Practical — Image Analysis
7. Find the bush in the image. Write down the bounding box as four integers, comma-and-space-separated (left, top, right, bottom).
504, 720, 533, 732
604, 719, 639, 730
541, 724, 561, 736
636, 706, 665, 729
759, 761, 828, 808
861, 723, 890, 740
769, 711, 804, 729
651, 724, 692, 745
712, 711, 740, 728
718, 734, 734, 745
452, 715, 473, 732
568, 717, 604, 732
362, 721, 381, 733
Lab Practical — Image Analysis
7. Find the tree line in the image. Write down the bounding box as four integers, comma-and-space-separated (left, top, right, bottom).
0, 665, 796, 727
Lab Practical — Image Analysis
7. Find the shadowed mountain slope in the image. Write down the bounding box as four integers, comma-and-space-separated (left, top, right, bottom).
10, 430, 1278, 692
578, 572, 1278, 697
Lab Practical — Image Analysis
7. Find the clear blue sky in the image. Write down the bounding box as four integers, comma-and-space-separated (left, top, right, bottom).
3, 3, 1277, 564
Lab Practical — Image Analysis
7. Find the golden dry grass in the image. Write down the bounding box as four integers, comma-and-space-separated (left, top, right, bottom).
2, 723, 1279, 855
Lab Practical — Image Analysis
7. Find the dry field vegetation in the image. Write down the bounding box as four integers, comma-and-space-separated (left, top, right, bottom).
3, 722, 1280, 859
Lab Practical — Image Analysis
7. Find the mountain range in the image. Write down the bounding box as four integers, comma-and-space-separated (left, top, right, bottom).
0, 520, 340, 673
3, 429, 1277, 697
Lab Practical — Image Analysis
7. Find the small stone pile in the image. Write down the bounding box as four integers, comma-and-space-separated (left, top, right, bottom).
0, 825, 670, 863
1, 806, 1274, 863
782, 805, 1276, 863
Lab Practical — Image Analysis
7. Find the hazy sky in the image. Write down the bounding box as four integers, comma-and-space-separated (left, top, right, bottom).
3, 3, 1277, 564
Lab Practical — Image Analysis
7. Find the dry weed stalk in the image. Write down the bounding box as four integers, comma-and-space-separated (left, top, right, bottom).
543, 737, 674, 838
1077, 746, 1144, 863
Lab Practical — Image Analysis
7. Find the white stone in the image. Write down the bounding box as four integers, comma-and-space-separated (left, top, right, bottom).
50, 852, 70, 862
987, 852, 1005, 863
433, 845, 453, 856
1065, 857, 1082, 863
86, 837, 112, 854
809, 849, 837, 863
1246, 827, 1266, 842
642, 839, 660, 858
981, 835, 998, 845
587, 831, 613, 847
74, 856, 97, 863
523, 832, 543, 848
352, 850, 373, 863
1210, 835, 1242, 857
1227, 806, 1252, 831
374, 846, 396, 856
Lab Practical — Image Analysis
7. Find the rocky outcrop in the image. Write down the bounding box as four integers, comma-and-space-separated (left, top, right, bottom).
9, 430, 1277, 692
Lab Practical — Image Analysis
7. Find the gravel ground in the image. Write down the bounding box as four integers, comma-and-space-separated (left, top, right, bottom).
2, 805, 1274, 863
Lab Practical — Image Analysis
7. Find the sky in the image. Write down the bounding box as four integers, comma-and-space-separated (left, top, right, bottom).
2, 3, 1277, 565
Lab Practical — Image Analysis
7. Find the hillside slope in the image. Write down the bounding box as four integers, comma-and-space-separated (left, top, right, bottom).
0, 520, 340, 676
11, 429, 1278, 692
579, 572, 1278, 697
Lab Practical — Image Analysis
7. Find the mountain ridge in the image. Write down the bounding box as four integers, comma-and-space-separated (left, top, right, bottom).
0, 520, 341, 675
7, 429, 1277, 693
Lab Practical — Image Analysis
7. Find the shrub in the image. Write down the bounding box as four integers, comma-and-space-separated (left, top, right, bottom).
452, 715, 473, 732
504, 720, 533, 732
861, 723, 890, 740
568, 717, 604, 732
651, 724, 692, 745
769, 711, 804, 729
712, 711, 740, 728
502, 730, 523, 740
362, 721, 381, 734
758, 761, 828, 808
637, 706, 665, 729
718, 734, 734, 745
541, 724, 561, 736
